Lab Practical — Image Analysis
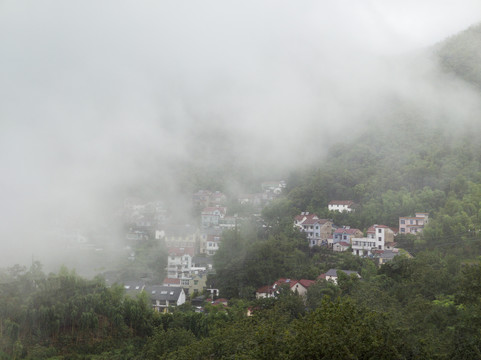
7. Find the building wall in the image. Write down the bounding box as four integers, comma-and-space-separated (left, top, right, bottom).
188, 273, 207, 295
351, 236, 384, 256
328, 204, 352, 212
399, 213, 429, 234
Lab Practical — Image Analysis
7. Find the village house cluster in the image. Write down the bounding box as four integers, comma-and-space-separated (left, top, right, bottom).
294, 202, 429, 263
117, 181, 286, 312
255, 269, 361, 300
117, 192, 426, 312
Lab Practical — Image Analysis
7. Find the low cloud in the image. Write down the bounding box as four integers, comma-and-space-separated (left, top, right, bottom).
0, 1, 480, 268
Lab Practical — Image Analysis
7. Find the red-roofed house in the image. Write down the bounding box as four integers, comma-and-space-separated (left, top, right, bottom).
351, 224, 394, 256
328, 200, 355, 212
367, 224, 395, 245
211, 298, 229, 307
256, 278, 315, 299
163, 278, 181, 287
294, 212, 332, 247
333, 241, 351, 252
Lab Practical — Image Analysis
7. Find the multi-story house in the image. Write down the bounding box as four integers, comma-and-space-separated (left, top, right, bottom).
367, 224, 395, 244
205, 233, 221, 255
201, 205, 227, 228
199, 228, 222, 255
294, 212, 332, 247
333, 227, 363, 244
399, 213, 429, 234
351, 237, 381, 256
185, 271, 208, 296
166, 248, 194, 279
145, 286, 186, 312
351, 224, 396, 256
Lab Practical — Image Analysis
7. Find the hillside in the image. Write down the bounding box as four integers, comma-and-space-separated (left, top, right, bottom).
281, 22, 481, 231
436, 23, 481, 88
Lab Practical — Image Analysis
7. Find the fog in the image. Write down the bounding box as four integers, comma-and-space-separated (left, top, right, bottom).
1, 1, 481, 270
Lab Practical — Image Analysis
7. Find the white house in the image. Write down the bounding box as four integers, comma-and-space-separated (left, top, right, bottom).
328, 200, 355, 212
167, 248, 194, 278
351, 224, 394, 256
205, 234, 221, 256
351, 237, 380, 256
145, 285, 186, 312
367, 224, 394, 244
321, 269, 360, 284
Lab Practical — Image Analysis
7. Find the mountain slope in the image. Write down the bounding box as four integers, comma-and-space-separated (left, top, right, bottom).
436, 23, 481, 88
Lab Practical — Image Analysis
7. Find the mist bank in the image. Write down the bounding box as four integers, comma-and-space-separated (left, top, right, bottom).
0, 2, 480, 268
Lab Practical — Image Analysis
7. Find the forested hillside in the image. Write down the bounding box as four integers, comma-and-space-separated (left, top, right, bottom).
437, 23, 481, 88
2, 22, 481, 360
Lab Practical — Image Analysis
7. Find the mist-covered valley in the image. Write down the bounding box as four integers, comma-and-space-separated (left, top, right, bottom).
2, 1, 481, 359
1, 1, 480, 271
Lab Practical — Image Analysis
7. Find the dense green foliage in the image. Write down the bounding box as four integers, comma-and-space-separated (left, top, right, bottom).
437, 23, 481, 88
4, 255, 481, 359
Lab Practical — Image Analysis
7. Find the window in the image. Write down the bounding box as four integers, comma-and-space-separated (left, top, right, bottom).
194, 280, 198, 285
401, 228, 405, 232
378, 237, 381, 241
378, 228, 382, 233
401, 219, 405, 224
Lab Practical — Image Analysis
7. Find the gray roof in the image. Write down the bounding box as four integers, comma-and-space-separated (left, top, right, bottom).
123, 280, 145, 291
192, 256, 213, 266
145, 285, 184, 301
378, 250, 398, 260
325, 269, 360, 277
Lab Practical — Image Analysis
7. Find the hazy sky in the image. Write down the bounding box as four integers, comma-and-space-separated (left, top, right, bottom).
0, 1, 480, 268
